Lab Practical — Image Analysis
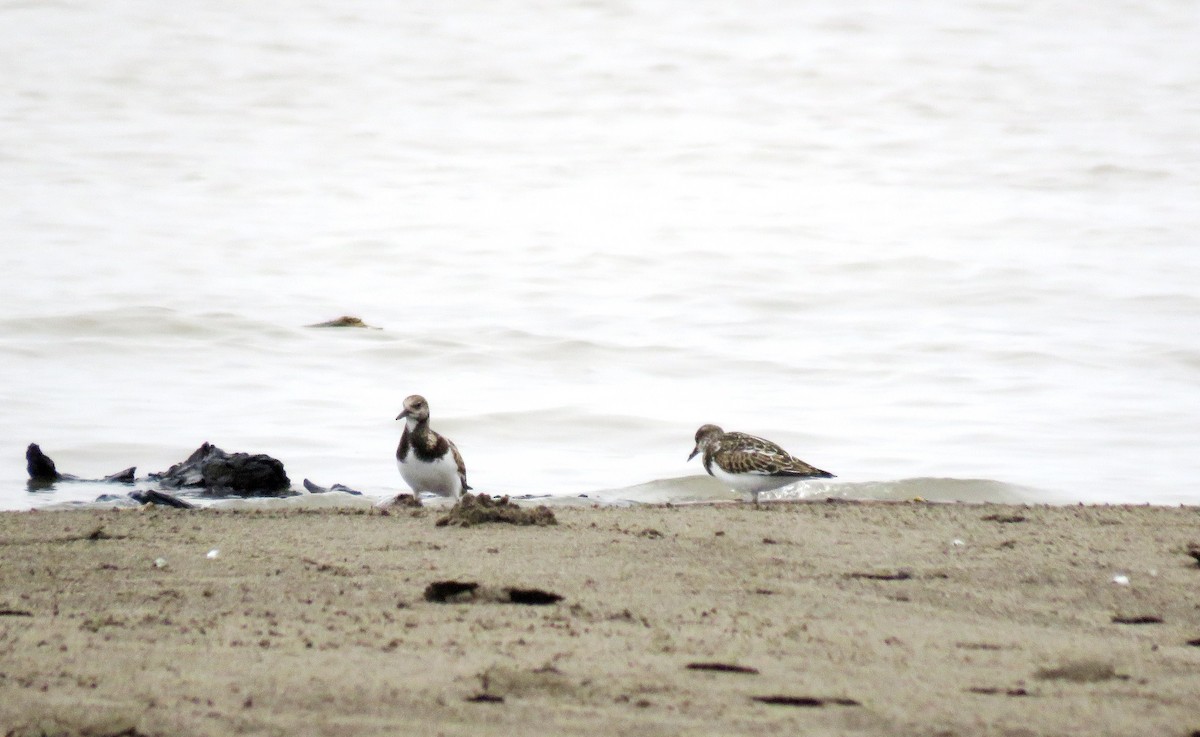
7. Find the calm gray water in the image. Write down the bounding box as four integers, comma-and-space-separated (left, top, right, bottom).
3, 0, 1198, 510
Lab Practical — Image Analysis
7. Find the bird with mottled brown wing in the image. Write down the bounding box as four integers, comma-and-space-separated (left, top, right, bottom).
689, 424, 834, 503
395, 394, 471, 498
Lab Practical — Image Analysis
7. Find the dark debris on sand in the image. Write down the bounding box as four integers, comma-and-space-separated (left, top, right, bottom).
686, 662, 760, 675
1034, 660, 1127, 683
1186, 544, 1200, 567
751, 695, 860, 708
436, 493, 557, 528
376, 493, 422, 510
423, 580, 564, 606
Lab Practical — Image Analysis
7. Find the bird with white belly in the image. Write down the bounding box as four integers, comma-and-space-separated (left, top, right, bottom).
395, 394, 470, 498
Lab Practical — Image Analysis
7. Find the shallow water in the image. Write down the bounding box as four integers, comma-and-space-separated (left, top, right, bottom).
3, 0, 1198, 510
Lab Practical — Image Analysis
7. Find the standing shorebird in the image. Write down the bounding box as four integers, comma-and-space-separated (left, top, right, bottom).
396, 395, 470, 498
688, 424, 834, 504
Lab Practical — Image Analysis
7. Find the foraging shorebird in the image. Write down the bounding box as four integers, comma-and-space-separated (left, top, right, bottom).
688, 424, 834, 503
395, 395, 470, 498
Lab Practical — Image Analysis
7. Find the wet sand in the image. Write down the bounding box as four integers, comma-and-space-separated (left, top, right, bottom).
2, 500, 1199, 736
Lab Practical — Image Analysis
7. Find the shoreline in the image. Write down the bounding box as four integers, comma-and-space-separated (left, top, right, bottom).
2, 501, 1198, 736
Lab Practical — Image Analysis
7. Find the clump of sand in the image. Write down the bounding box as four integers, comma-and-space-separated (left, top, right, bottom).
435, 493, 557, 527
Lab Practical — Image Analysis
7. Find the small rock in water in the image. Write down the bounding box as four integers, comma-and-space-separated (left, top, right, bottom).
129, 489, 196, 509
103, 467, 136, 484
94, 494, 139, 507
305, 315, 379, 329
151, 443, 291, 496
201, 453, 291, 496
303, 478, 364, 496
150, 443, 218, 488
26, 444, 133, 486
25, 443, 63, 482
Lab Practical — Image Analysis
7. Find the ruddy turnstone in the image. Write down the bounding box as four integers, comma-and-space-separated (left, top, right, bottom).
396, 395, 470, 498
688, 424, 834, 503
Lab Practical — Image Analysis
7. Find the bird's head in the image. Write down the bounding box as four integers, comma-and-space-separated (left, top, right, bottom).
688, 424, 724, 461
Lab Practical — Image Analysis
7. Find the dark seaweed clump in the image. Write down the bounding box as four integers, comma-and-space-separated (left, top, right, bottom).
436, 494, 557, 528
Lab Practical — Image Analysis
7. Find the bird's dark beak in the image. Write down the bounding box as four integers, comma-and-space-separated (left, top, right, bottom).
396, 410, 409, 421
687, 446, 699, 462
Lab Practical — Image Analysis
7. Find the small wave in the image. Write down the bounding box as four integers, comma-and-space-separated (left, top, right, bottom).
0, 306, 295, 343
590, 474, 730, 504
592, 475, 1042, 505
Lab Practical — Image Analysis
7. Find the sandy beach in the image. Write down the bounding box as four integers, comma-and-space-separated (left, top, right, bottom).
2, 499, 1198, 736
